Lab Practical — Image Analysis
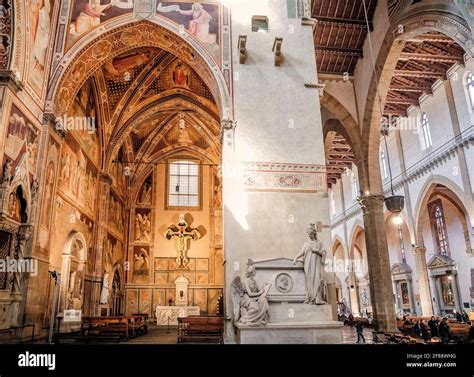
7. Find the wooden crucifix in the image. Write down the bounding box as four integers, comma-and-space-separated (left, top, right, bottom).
165, 214, 201, 269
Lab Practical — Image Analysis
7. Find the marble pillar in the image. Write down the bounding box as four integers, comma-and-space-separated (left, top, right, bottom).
361, 195, 397, 331
413, 247, 433, 316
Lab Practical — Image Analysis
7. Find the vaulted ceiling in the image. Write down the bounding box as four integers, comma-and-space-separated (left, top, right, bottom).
75, 46, 221, 189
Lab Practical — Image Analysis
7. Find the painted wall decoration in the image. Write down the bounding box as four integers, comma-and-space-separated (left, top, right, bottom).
3, 105, 40, 177
65, 1, 221, 64
68, 79, 100, 165
40, 139, 59, 230
27, 0, 56, 97
108, 194, 124, 234
157, 1, 221, 65
133, 246, 150, 284
58, 141, 98, 215
0, 0, 12, 70
66, 0, 134, 50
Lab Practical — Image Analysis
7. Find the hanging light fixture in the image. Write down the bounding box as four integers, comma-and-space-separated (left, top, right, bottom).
382, 122, 405, 214
361, 0, 404, 214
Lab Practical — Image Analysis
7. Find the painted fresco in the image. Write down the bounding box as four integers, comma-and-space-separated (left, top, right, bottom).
67, 78, 100, 165
3, 105, 40, 181
65, 1, 221, 64
157, 1, 220, 64
66, 0, 133, 50
27, 0, 56, 97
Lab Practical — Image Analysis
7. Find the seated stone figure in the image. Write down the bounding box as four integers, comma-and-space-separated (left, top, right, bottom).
232, 260, 270, 326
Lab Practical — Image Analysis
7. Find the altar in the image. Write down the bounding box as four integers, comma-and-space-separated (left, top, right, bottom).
155, 306, 200, 325
155, 275, 200, 325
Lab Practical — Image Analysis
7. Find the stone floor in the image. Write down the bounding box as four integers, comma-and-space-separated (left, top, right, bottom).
125, 324, 374, 344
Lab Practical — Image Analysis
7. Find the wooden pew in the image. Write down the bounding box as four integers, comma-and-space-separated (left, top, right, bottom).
178, 316, 224, 344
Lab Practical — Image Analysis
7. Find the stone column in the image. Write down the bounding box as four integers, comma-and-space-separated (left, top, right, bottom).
393, 280, 401, 314
407, 278, 417, 315
413, 246, 433, 316
360, 194, 397, 331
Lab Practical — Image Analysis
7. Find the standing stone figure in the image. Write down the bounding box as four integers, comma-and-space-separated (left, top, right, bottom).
100, 272, 110, 305
293, 223, 328, 305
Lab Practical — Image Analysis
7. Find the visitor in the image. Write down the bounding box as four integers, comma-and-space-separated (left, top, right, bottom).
412, 320, 422, 337
428, 316, 439, 338
403, 316, 412, 325
438, 317, 453, 343
367, 313, 373, 326
455, 310, 463, 323
462, 311, 469, 323
348, 313, 354, 326
355, 321, 365, 344
468, 321, 474, 343
420, 320, 431, 342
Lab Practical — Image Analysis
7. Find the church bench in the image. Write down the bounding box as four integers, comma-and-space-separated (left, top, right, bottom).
178, 316, 224, 344
54, 331, 122, 344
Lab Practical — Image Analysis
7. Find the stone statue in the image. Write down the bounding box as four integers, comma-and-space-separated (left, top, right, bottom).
31, 178, 40, 203
139, 183, 152, 205
133, 248, 149, 283
231, 260, 270, 326
2, 159, 12, 184
100, 272, 110, 305
135, 213, 151, 242
293, 223, 328, 305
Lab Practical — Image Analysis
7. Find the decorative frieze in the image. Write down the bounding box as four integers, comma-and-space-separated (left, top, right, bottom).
243, 162, 327, 193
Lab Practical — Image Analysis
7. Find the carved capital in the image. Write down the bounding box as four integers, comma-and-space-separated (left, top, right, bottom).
17, 224, 34, 242
0, 70, 24, 92
98, 173, 113, 185
358, 194, 385, 215
221, 118, 237, 133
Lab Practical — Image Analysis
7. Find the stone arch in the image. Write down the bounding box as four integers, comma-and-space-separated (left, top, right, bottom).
348, 222, 365, 259
47, 19, 231, 121
362, 10, 472, 194
106, 94, 220, 174
331, 235, 347, 257
128, 143, 220, 209
61, 231, 88, 312
384, 208, 415, 245
413, 175, 471, 250
320, 92, 364, 162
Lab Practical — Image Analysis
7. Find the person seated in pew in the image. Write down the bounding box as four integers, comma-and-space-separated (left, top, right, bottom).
412, 321, 422, 337
428, 316, 439, 338
420, 320, 431, 342
455, 310, 463, 323
462, 311, 469, 323
439, 317, 454, 343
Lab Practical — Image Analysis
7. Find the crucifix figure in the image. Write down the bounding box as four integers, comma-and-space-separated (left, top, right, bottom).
165, 214, 201, 269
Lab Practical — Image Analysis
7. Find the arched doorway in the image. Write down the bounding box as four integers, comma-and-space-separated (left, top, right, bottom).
111, 267, 124, 317
60, 232, 87, 325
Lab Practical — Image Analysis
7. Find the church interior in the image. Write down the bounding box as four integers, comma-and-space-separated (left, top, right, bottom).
0, 0, 473, 347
